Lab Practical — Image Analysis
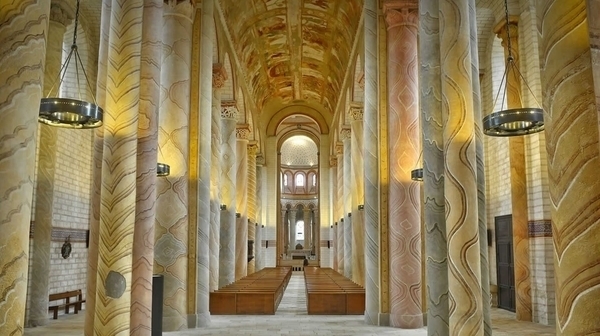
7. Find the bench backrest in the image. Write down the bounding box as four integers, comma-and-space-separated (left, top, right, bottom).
49, 289, 82, 302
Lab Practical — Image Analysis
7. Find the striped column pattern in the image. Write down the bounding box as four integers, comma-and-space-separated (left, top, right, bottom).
210, 64, 226, 291
537, 1, 600, 334
27, 4, 70, 326
349, 103, 365, 286
341, 128, 352, 279
470, 0, 491, 332
384, 2, 423, 329
418, 0, 449, 334
155, 1, 193, 331
235, 127, 249, 280
85, 0, 110, 332
195, 0, 214, 326
0, 0, 49, 334
329, 158, 338, 271
335, 145, 345, 274
255, 156, 265, 271
219, 102, 238, 287
247, 143, 258, 274
94, 0, 143, 333
440, 0, 483, 334
130, 0, 162, 334
363, 0, 381, 325
589, 0, 600, 113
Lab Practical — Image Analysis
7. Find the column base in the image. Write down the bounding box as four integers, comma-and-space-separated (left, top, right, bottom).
389, 312, 425, 329
162, 315, 187, 331
364, 311, 390, 326
196, 311, 211, 328
27, 317, 49, 328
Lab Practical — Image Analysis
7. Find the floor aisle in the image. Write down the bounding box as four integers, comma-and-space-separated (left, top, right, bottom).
24, 272, 554, 336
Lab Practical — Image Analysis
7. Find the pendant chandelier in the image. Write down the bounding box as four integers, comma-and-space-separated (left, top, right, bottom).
482, 0, 544, 137
410, 149, 423, 182
39, 0, 103, 129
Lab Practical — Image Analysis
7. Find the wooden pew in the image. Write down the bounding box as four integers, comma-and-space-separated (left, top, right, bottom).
48, 289, 85, 320
210, 267, 292, 315
304, 267, 365, 315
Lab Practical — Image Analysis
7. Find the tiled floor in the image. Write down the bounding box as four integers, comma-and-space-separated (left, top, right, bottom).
24, 272, 555, 336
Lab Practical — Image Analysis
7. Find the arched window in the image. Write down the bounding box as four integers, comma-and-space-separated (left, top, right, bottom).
283, 174, 288, 186
296, 174, 304, 186
312, 174, 316, 186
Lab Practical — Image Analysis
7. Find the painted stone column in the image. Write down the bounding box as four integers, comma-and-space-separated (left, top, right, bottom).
210, 63, 226, 292
219, 101, 238, 287
130, 0, 162, 334
85, 0, 110, 332
255, 155, 265, 271
194, 0, 214, 326
289, 209, 297, 249
329, 157, 338, 271
303, 209, 311, 250
384, 2, 423, 329
349, 103, 365, 286
235, 127, 249, 280
588, 0, 600, 121
494, 17, 532, 323
363, 0, 382, 325
341, 128, 353, 279
155, 1, 193, 331
335, 144, 345, 274
537, 1, 600, 334
93, 0, 144, 333
27, 3, 71, 327
418, 0, 449, 333
282, 209, 288, 254
0, 0, 50, 333
440, 0, 483, 334
247, 143, 258, 274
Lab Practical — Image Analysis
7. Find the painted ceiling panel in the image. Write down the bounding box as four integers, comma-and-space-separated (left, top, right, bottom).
219, 0, 363, 115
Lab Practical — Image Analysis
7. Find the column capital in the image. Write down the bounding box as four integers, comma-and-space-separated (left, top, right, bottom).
348, 102, 364, 122
335, 143, 344, 155
213, 63, 228, 89
256, 154, 265, 165
247, 142, 258, 156
493, 16, 519, 41
49, 2, 74, 27
221, 100, 239, 120
164, 0, 194, 21
340, 128, 351, 141
383, 1, 418, 30
236, 125, 251, 140
330, 156, 338, 167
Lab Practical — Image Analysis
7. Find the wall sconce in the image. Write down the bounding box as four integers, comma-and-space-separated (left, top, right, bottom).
348, 212, 351, 217
236, 212, 241, 218
220, 204, 227, 211
330, 225, 333, 229
266, 241, 269, 249
327, 240, 331, 249
261, 224, 264, 228
411, 168, 423, 181
157, 163, 170, 177
358, 205, 364, 210
340, 218, 344, 223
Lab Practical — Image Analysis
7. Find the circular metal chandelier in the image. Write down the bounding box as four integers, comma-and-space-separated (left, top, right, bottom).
39, 0, 103, 129
157, 163, 171, 177
483, 0, 544, 137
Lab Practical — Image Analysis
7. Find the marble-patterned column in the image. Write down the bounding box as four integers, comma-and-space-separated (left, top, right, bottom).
27, 2, 71, 327
235, 127, 249, 280
289, 209, 297, 249
329, 157, 338, 271
335, 144, 345, 274
303, 209, 311, 250
494, 17, 532, 323
588, 0, 600, 123
210, 64, 226, 292
255, 155, 265, 271
130, 0, 162, 334
194, 0, 213, 326
219, 101, 237, 287
341, 128, 352, 279
440, 0, 483, 334
349, 103, 365, 286
155, 1, 192, 331
93, 0, 144, 333
282, 209, 288, 254
384, 2, 423, 329
537, 1, 600, 334
85, 0, 110, 332
0, 0, 50, 333
418, 0, 449, 334
247, 143, 258, 274
363, 0, 382, 325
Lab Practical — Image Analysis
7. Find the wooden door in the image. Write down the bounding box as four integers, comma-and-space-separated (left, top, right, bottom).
495, 214, 515, 312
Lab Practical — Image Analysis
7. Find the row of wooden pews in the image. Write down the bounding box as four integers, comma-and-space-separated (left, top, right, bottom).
209, 267, 292, 315
304, 267, 365, 315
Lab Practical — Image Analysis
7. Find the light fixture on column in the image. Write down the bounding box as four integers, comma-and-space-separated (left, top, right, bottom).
483, 0, 544, 137
156, 163, 170, 177
411, 168, 423, 181
39, 0, 103, 129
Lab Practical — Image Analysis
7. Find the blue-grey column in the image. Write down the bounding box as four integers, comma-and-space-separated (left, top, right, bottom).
342, 129, 352, 279
255, 155, 265, 271
289, 209, 297, 249
363, 0, 381, 325
210, 63, 226, 292
336, 145, 345, 274
235, 127, 249, 280
0, 0, 50, 333
349, 103, 365, 286
418, 0, 449, 334
219, 102, 237, 287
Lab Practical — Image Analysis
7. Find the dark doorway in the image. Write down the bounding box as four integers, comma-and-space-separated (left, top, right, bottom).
495, 214, 515, 312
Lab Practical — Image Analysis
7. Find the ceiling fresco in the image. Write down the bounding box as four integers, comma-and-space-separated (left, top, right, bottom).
218, 0, 363, 114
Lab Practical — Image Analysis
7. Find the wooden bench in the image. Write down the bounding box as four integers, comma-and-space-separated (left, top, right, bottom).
48, 289, 85, 320
210, 267, 292, 315
304, 267, 365, 315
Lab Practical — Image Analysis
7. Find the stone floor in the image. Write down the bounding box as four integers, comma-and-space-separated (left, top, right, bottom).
24, 272, 556, 336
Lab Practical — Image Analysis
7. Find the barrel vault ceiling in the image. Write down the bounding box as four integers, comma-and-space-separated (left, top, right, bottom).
217, 0, 363, 121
